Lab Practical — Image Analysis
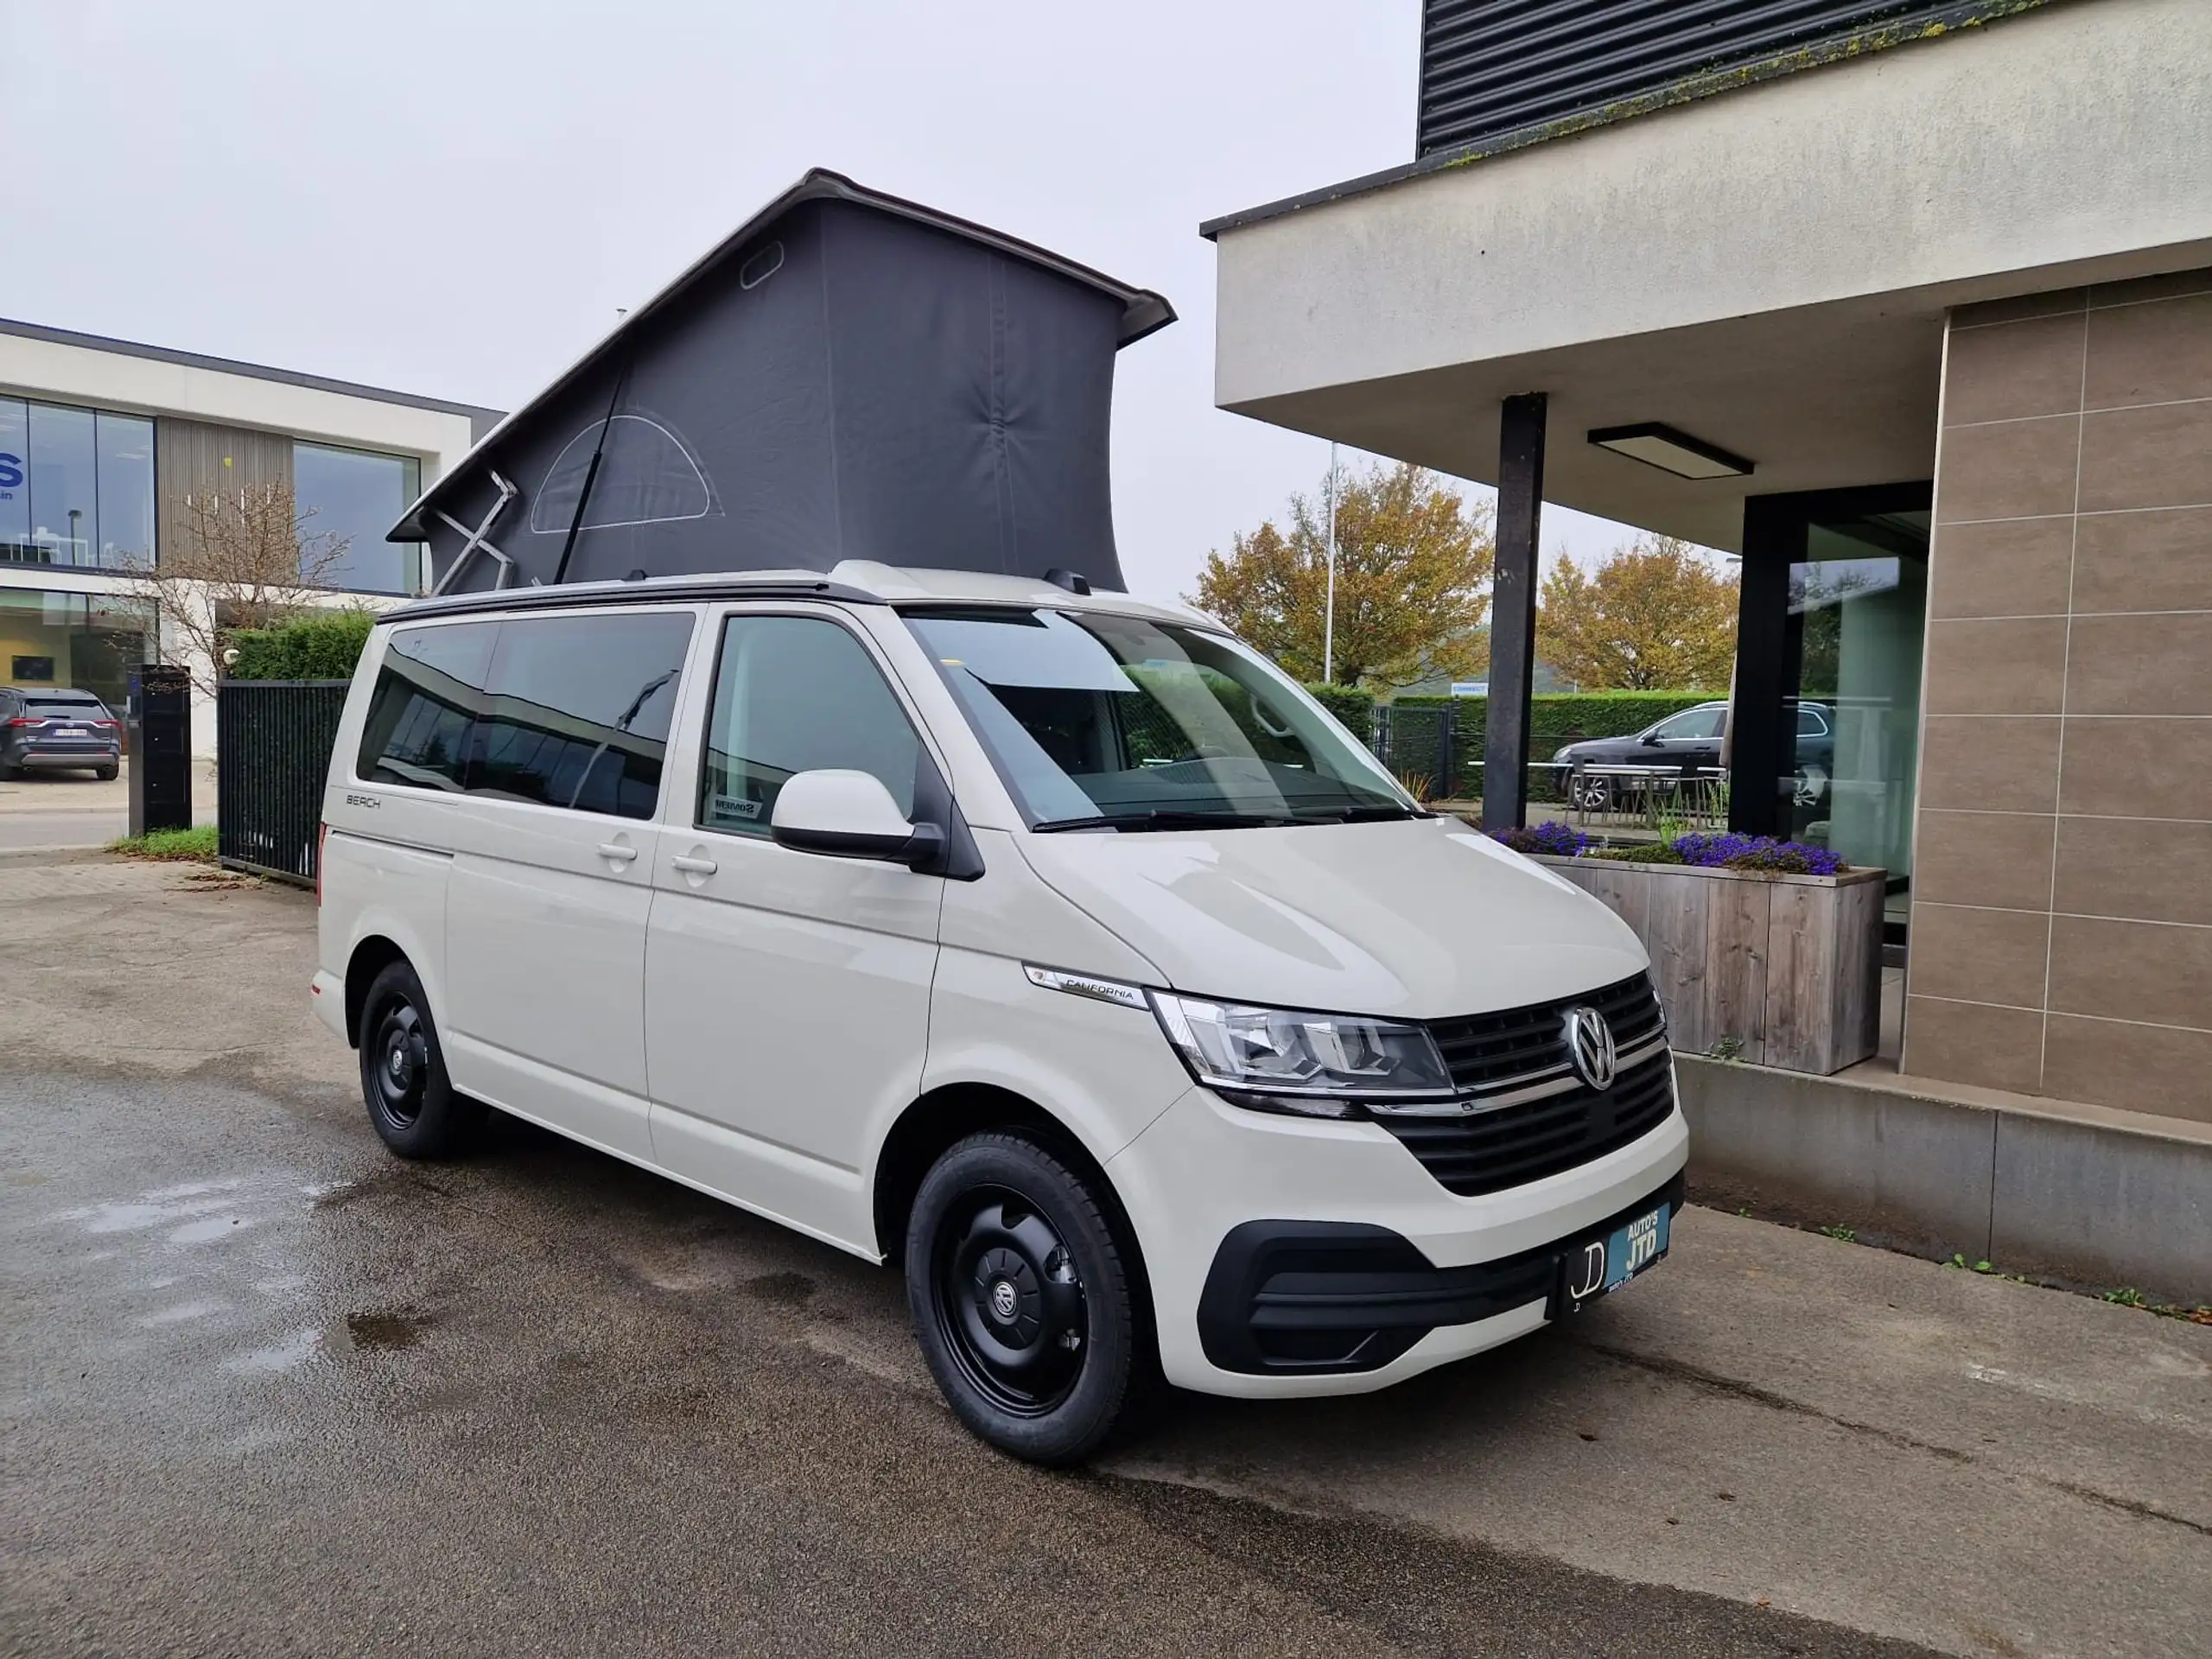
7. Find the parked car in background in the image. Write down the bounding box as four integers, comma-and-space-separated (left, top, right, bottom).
1551, 699, 1833, 810
0, 687, 122, 779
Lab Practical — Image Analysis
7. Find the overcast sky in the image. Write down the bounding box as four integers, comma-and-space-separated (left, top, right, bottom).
3, 1, 1668, 604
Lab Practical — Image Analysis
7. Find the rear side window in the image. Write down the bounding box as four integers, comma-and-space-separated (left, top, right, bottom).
358, 622, 499, 791
472, 613, 692, 817
356, 611, 693, 819
698, 614, 920, 836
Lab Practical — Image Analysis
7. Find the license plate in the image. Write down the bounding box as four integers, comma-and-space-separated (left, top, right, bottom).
1561, 1202, 1671, 1309
56, 727, 88, 739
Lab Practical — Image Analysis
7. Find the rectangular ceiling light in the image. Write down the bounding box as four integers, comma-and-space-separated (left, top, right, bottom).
1588, 423, 1754, 480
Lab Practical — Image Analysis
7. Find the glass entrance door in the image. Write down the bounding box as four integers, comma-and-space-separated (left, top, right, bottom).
1788, 512, 1928, 926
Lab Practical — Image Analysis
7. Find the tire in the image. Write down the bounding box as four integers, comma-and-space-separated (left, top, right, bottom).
1792, 764, 1829, 808
906, 1130, 1149, 1465
94, 764, 118, 782
357, 960, 484, 1158
1571, 775, 1611, 812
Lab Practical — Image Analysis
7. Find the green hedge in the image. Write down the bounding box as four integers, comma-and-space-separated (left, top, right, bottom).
1303, 682, 1375, 745
1363, 690, 1714, 799
228, 610, 377, 682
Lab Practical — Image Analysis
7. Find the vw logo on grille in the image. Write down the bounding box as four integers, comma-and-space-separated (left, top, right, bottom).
1563, 1006, 1618, 1090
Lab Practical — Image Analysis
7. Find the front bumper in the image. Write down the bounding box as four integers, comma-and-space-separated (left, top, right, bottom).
1196, 1173, 1683, 1376
1107, 1076, 1689, 1398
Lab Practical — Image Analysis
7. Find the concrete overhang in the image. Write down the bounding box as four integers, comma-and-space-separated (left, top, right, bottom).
1207, 0, 2212, 552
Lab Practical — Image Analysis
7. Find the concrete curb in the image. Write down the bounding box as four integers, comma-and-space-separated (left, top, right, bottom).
1676, 1053, 2212, 1304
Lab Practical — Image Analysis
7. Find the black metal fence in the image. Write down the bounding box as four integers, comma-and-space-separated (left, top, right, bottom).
217, 680, 350, 886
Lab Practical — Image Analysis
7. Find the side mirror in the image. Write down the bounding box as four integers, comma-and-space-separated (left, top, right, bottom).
1640, 730, 1666, 747
771, 769, 943, 869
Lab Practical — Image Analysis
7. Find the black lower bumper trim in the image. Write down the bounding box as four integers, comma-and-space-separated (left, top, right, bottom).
1197, 1173, 1686, 1376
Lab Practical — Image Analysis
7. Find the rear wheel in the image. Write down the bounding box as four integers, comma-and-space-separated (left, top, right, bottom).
906, 1131, 1147, 1465
93, 764, 118, 781
358, 960, 483, 1158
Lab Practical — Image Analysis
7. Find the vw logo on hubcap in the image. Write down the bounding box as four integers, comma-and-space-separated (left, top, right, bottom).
1563, 1006, 1618, 1090
988, 1279, 1019, 1321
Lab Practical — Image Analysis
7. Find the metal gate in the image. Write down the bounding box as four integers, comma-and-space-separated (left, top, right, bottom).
216, 680, 349, 886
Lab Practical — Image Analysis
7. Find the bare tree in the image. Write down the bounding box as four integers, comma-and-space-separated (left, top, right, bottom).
118, 483, 350, 696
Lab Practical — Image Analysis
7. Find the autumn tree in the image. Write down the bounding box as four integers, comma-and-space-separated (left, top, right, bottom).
1536, 535, 1738, 691
1191, 461, 1492, 689
118, 482, 349, 696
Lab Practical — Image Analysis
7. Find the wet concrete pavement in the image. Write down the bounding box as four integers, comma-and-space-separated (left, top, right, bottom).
3, 856, 2208, 1657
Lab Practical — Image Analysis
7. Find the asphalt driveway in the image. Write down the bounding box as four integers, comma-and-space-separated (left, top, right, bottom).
3, 855, 2206, 1657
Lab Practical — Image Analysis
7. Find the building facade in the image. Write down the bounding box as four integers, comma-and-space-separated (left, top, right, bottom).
1205, 0, 2212, 1122
0, 318, 499, 754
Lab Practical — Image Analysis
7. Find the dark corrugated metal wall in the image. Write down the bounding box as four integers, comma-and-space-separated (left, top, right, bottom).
1418, 0, 2017, 156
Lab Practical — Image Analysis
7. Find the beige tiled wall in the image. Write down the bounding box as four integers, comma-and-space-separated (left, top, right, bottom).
1905, 271, 2212, 1124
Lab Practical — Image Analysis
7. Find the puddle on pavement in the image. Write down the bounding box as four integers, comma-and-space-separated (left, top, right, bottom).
346, 1309, 431, 1351
138, 1299, 227, 1327
169, 1215, 254, 1245
226, 1327, 321, 1374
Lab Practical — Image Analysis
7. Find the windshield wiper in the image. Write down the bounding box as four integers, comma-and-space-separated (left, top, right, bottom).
1291, 803, 1430, 823
1030, 809, 1300, 833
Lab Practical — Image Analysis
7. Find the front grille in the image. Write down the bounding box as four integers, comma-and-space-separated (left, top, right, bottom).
1427, 973, 1663, 1094
1377, 976, 1675, 1198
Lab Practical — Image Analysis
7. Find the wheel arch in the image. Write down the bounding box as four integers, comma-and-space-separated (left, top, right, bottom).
871, 1084, 1138, 1274
342, 934, 411, 1048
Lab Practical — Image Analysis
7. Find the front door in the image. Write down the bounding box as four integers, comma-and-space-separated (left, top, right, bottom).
439, 607, 697, 1161
645, 608, 942, 1253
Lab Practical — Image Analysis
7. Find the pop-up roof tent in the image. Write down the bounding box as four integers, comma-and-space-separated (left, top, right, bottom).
392, 169, 1173, 595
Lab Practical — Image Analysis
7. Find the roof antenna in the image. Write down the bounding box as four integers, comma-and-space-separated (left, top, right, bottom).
552, 359, 633, 585
1045, 567, 1091, 595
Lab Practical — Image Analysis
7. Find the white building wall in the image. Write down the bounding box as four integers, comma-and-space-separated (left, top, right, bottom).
1212, 0, 2212, 409
0, 331, 485, 757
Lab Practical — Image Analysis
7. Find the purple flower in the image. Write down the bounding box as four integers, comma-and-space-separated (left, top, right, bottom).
1487, 819, 1589, 857
1669, 831, 1844, 876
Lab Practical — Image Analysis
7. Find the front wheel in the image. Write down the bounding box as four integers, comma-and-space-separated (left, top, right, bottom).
906, 1131, 1147, 1465
358, 960, 483, 1158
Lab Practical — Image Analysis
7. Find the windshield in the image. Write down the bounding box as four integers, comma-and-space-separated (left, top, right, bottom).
903, 607, 1419, 830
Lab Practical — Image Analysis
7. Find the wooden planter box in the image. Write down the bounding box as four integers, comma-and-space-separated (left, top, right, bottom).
1532, 855, 1885, 1076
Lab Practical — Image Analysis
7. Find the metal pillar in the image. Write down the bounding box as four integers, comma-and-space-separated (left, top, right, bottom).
1728, 496, 1796, 836
128, 664, 193, 837
1484, 392, 1546, 830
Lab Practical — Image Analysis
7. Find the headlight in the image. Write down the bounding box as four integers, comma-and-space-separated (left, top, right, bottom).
1553, 746, 1576, 763
1148, 992, 1454, 1118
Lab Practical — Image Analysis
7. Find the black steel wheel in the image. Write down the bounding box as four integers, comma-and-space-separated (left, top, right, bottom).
357, 959, 483, 1158
933, 1187, 1090, 1417
906, 1130, 1151, 1464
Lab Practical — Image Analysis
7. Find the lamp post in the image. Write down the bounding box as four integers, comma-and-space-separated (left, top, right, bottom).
1323, 442, 1338, 684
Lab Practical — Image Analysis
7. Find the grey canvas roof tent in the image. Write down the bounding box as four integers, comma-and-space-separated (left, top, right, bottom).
394, 169, 1173, 595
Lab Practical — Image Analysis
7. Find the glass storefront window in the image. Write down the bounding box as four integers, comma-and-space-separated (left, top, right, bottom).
296, 442, 425, 594
1787, 512, 1929, 927
95, 413, 155, 567
0, 588, 156, 715
0, 397, 157, 570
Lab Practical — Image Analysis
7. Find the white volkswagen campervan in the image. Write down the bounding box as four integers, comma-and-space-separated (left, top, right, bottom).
313, 562, 1685, 1463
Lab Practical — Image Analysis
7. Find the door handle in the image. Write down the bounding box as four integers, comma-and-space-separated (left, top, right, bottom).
671, 854, 719, 875
596, 842, 639, 864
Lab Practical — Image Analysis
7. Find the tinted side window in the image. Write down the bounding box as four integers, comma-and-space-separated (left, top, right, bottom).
699, 615, 920, 836
469, 613, 693, 819
1654, 707, 1723, 741
358, 622, 499, 791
